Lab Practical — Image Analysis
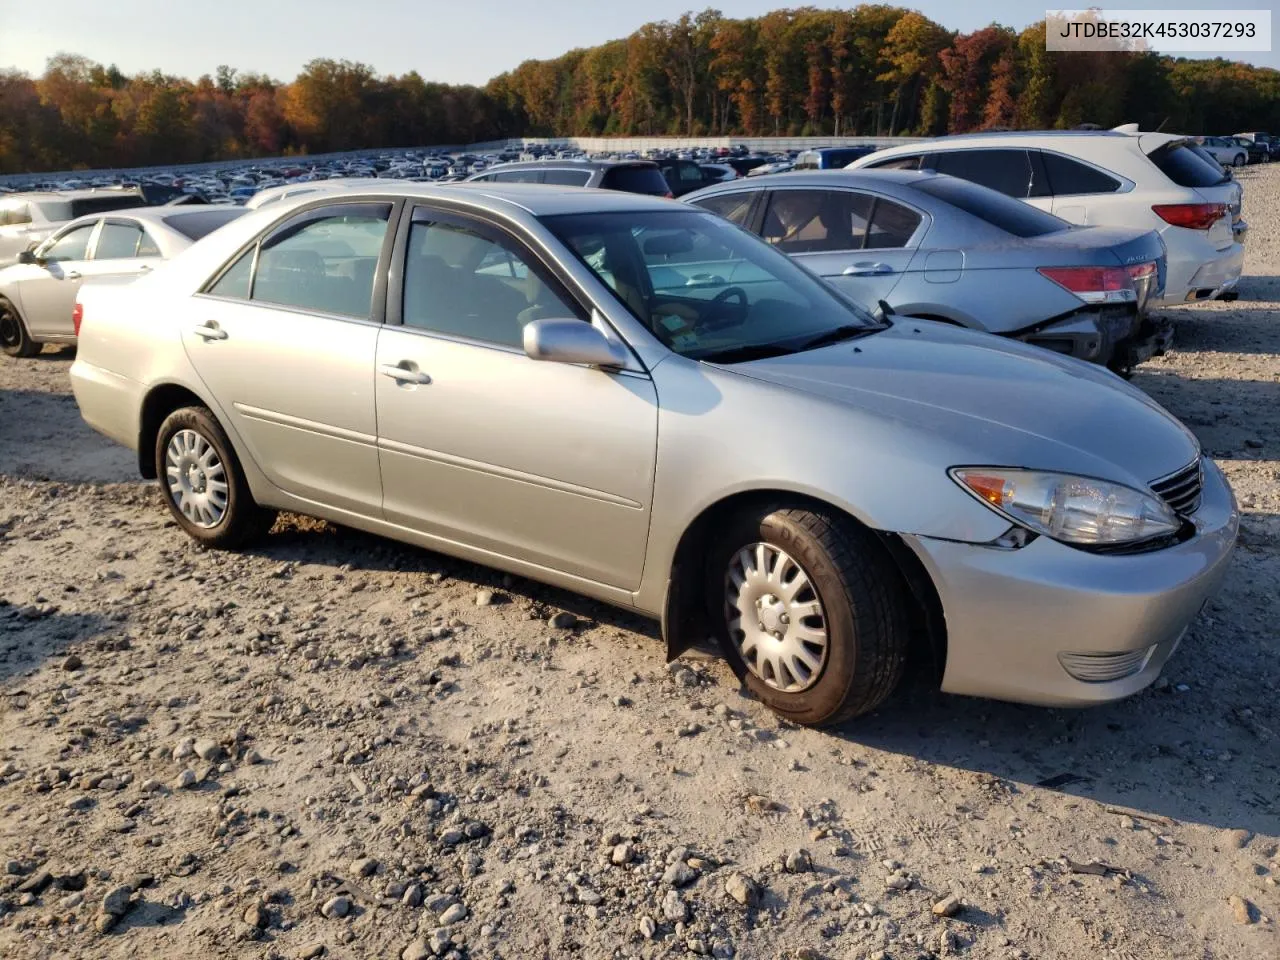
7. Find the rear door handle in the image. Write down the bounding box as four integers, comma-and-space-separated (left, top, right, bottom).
379, 362, 431, 385
192, 323, 228, 341
842, 262, 893, 276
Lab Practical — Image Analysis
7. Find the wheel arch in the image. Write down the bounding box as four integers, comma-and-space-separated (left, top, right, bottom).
661, 488, 947, 681
136, 381, 214, 479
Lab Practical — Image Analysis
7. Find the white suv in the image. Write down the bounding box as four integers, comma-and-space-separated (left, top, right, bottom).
851, 128, 1245, 306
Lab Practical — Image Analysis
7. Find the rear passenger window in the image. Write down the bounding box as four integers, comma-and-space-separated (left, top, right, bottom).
868, 154, 923, 171
1041, 153, 1120, 196
761, 190, 873, 253
93, 222, 144, 260
494, 170, 543, 183
208, 248, 255, 298
865, 199, 923, 249
689, 192, 756, 227
251, 204, 391, 318
541, 169, 591, 187
932, 149, 1036, 199
403, 217, 579, 349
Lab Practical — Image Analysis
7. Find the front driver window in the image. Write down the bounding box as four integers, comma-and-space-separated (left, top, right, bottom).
40, 223, 96, 262
402, 218, 579, 349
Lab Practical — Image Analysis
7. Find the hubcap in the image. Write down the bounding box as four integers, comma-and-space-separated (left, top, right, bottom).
165, 429, 228, 528
724, 542, 829, 693
0, 310, 18, 348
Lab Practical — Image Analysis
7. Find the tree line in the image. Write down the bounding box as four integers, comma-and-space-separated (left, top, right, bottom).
3, 5, 1279, 175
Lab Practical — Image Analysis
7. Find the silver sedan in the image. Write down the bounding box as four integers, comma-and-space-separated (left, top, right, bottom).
684, 170, 1170, 370
0, 206, 245, 357
69, 183, 1237, 726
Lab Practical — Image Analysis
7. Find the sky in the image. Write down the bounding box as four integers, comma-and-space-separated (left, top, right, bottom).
0, 0, 1276, 83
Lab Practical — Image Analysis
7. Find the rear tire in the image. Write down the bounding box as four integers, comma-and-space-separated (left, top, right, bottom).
0, 299, 38, 358
155, 406, 275, 549
707, 503, 909, 727
1233, 154, 1246, 167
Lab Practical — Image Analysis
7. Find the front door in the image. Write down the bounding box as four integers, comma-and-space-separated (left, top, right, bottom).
20, 220, 99, 338
181, 200, 395, 515
375, 206, 658, 589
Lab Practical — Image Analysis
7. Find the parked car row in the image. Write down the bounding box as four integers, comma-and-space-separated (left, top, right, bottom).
63, 180, 1238, 727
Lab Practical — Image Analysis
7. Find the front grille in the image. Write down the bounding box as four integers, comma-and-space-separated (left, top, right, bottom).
1059, 646, 1156, 683
1151, 459, 1203, 516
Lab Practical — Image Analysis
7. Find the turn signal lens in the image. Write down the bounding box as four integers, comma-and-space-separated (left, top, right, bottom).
951, 468, 1181, 546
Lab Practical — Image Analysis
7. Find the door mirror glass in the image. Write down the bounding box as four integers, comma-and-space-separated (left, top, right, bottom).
523, 317, 629, 369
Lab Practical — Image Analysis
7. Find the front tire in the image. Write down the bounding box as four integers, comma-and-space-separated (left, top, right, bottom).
155, 406, 275, 549
708, 504, 909, 727
1233, 154, 1246, 167
0, 299, 38, 358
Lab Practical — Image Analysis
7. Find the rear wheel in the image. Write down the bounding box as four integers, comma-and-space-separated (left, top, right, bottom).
155, 406, 275, 549
0, 299, 38, 358
1233, 153, 1246, 167
707, 503, 909, 726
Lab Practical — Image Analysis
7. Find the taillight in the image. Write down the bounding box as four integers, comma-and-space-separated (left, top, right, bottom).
72, 303, 83, 337
1125, 262, 1157, 282
664, 191, 674, 199
1151, 202, 1226, 230
1037, 266, 1137, 304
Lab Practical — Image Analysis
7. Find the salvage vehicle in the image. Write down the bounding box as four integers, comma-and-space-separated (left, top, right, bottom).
69, 183, 1237, 726
853, 127, 1245, 305
685, 170, 1168, 370
0, 206, 245, 357
0, 187, 149, 265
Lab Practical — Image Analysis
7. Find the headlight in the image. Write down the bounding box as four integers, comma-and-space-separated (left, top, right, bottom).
950, 468, 1180, 546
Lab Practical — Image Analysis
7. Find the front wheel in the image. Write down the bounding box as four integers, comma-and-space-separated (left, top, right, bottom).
0, 299, 38, 358
708, 504, 909, 726
1233, 154, 1246, 167
155, 406, 275, 549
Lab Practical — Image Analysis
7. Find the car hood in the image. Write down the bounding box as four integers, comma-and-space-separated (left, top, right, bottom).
723, 320, 1199, 489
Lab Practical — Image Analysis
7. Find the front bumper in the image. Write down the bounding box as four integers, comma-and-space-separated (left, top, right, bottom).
902, 458, 1238, 707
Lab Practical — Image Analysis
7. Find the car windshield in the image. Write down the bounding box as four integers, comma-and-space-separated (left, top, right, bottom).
542, 209, 881, 363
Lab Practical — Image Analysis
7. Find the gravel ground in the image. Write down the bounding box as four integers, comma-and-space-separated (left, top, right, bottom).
0, 167, 1278, 960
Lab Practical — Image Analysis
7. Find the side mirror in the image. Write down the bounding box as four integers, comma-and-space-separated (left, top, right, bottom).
523, 317, 630, 370
17, 249, 39, 265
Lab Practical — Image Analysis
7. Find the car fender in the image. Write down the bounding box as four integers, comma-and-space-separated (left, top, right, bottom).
633, 353, 1011, 617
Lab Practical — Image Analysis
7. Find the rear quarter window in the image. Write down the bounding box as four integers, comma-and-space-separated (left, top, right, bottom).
1148, 143, 1228, 188
1040, 153, 1121, 196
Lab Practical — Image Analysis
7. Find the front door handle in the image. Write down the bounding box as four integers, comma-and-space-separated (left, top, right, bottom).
66, 270, 82, 280
379, 362, 431, 385
192, 323, 228, 341
842, 262, 893, 276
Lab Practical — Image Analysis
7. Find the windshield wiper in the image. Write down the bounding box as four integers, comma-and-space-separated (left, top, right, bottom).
796, 324, 885, 352
696, 343, 797, 364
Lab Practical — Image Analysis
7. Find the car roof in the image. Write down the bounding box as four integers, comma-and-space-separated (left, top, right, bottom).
687, 168, 944, 194
474, 159, 659, 175
5, 187, 144, 201
286, 181, 682, 217
58, 204, 244, 229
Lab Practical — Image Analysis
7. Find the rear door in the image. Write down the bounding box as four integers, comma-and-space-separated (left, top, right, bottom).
1037, 151, 1124, 225
19, 220, 100, 338
374, 204, 658, 589
183, 200, 396, 515
758, 188, 922, 305
77, 218, 164, 285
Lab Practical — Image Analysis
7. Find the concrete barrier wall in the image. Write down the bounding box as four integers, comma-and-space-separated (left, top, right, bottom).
0, 135, 927, 188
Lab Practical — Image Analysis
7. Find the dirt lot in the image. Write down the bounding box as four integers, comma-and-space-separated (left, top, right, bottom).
0, 168, 1278, 960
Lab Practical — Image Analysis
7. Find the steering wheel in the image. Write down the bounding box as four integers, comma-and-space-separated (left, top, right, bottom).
709, 286, 749, 326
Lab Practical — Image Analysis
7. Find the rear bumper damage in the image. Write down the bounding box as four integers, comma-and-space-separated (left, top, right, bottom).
1016, 307, 1171, 370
